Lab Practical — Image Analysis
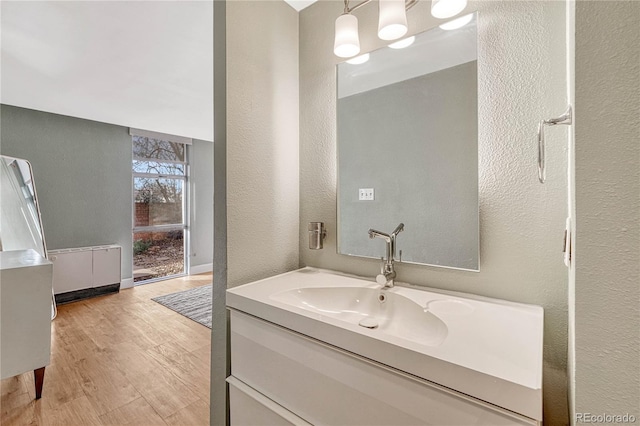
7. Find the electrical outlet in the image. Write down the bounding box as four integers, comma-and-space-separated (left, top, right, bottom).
359, 188, 374, 201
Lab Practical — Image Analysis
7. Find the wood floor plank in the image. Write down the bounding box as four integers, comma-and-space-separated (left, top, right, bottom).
0, 274, 212, 425
112, 311, 174, 350
0, 396, 41, 426
81, 311, 135, 350
147, 341, 211, 396
191, 344, 212, 364
160, 318, 212, 353
98, 397, 167, 426
1, 375, 26, 399
30, 348, 86, 409
21, 369, 36, 401
51, 306, 93, 348
164, 398, 210, 426
74, 351, 142, 416
111, 341, 201, 419
1, 390, 34, 424
127, 365, 201, 419
41, 395, 102, 426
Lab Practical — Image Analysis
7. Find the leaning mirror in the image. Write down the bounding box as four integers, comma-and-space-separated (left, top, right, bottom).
337, 13, 479, 271
0, 156, 47, 257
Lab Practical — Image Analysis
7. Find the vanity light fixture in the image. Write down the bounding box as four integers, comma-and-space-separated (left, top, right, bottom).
431, 0, 467, 19
334, 0, 469, 57
439, 13, 473, 30
334, 12, 361, 57
378, 0, 408, 40
388, 35, 415, 49
346, 53, 371, 64
334, 0, 419, 58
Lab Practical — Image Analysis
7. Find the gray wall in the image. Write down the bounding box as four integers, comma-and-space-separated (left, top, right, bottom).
190, 139, 214, 269
573, 0, 639, 419
300, 1, 569, 424
338, 61, 478, 269
0, 105, 134, 280
0, 105, 214, 282
211, 1, 227, 424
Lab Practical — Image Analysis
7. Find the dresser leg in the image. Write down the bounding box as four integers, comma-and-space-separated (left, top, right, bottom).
34, 367, 45, 399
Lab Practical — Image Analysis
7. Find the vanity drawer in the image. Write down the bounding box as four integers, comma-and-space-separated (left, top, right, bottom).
230, 310, 539, 426
228, 376, 311, 426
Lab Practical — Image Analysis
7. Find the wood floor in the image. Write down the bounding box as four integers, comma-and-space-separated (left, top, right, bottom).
1, 274, 212, 426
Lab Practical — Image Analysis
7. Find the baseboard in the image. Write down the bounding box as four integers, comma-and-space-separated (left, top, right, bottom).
120, 278, 135, 289
190, 263, 213, 275
54, 283, 120, 305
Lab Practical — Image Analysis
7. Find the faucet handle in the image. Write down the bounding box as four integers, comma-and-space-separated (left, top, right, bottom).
379, 257, 385, 274
392, 223, 404, 236
398, 250, 402, 263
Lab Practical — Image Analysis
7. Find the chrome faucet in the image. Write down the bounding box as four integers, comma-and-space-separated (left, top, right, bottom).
368, 223, 404, 288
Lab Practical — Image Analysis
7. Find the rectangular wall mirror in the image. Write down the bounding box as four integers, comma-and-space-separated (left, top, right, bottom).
337, 13, 479, 271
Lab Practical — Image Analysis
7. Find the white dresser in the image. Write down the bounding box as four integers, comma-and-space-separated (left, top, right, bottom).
0, 249, 53, 398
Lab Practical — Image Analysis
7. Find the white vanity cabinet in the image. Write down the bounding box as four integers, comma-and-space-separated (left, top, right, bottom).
227, 268, 544, 426
228, 310, 539, 426
228, 376, 311, 426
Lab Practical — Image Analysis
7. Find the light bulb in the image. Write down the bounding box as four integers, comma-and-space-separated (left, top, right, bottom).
378, 0, 408, 41
388, 36, 415, 49
431, 0, 468, 19
346, 53, 370, 64
439, 13, 473, 30
334, 13, 361, 58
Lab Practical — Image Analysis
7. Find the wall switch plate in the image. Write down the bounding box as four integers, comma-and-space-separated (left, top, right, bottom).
359, 188, 374, 201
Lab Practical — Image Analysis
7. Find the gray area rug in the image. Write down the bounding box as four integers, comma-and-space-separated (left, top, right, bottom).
152, 284, 212, 328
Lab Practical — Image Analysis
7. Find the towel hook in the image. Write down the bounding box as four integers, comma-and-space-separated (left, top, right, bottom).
537, 105, 572, 183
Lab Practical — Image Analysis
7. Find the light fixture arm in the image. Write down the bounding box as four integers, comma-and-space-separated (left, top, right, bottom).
405, 0, 419, 11
345, 0, 371, 14
344, 0, 418, 14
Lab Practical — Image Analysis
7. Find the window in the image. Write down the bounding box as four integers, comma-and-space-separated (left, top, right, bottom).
132, 136, 188, 283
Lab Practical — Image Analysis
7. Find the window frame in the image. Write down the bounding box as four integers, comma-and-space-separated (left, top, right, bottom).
132, 136, 190, 280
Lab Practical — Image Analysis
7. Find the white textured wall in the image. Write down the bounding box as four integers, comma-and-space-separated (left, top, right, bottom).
567, 0, 576, 419
300, 1, 569, 423
574, 0, 640, 419
227, 0, 299, 287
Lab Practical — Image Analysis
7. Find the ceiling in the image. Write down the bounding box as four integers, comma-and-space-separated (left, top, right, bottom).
284, 0, 317, 12
1, 1, 214, 141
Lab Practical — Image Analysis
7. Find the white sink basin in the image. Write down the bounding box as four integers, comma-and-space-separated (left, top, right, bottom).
272, 286, 448, 347
227, 267, 544, 421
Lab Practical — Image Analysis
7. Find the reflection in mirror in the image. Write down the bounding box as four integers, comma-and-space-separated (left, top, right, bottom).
337, 13, 479, 271
0, 156, 47, 257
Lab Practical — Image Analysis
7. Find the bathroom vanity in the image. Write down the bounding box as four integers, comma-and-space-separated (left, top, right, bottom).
226, 268, 543, 425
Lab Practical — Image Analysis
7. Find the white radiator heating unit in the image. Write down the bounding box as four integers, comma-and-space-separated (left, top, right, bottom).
48, 245, 121, 296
